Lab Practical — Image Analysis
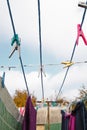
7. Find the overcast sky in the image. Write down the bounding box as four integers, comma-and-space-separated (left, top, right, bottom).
0, 0, 87, 101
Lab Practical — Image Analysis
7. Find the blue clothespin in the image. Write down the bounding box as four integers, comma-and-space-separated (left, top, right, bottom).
1, 72, 5, 88
9, 34, 21, 58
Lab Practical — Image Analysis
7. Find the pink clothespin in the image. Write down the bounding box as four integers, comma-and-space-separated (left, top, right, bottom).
76, 24, 87, 45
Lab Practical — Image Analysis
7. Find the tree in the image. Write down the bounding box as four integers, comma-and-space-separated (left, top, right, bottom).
57, 97, 69, 106
13, 89, 37, 107
78, 85, 87, 99
13, 90, 28, 107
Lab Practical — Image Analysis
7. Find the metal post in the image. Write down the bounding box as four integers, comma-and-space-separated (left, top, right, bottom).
47, 101, 50, 130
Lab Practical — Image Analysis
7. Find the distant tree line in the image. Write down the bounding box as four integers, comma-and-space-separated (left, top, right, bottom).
13, 85, 87, 107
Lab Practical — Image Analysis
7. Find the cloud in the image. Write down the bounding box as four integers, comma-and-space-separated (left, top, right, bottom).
0, 62, 86, 101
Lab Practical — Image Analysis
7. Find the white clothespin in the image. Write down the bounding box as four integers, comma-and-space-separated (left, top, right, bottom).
78, 1, 87, 8
38, 65, 46, 77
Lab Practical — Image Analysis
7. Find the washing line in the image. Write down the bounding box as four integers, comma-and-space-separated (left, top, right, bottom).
56, 0, 87, 99
6, 0, 29, 95
37, 0, 44, 100
0, 61, 87, 70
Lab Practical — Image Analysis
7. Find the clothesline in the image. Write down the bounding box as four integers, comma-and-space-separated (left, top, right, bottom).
0, 60, 87, 70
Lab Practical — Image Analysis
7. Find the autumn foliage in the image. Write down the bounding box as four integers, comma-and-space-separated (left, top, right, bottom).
13, 90, 37, 107
13, 90, 28, 107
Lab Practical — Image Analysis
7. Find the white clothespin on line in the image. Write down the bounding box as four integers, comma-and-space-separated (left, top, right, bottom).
38, 65, 46, 77
78, 1, 87, 8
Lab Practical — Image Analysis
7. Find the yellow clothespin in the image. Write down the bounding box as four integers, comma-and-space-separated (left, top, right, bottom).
61, 61, 74, 68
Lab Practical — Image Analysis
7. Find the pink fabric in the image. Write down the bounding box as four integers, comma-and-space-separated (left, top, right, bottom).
76, 24, 87, 45
64, 113, 76, 130
19, 107, 25, 116
64, 113, 71, 119
69, 115, 76, 130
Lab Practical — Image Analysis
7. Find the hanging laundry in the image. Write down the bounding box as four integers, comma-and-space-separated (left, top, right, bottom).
76, 24, 87, 45
72, 101, 87, 130
19, 107, 25, 116
61, 101, 87, 130
68, 114, 76, 130
61, 110, 70, 130
22, 96, 37, 130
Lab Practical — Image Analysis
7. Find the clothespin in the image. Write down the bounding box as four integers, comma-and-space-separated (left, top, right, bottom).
76, 24, 87, 45
38, 65, 46, 77
61, 61, 74, 68
8, 66, 16, 71
78, 1, 87, 8
1, 72, 5, 88
9, 34, 21, 58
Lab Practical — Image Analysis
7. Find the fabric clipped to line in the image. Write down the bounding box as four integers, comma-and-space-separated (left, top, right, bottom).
22, 96, 37, 130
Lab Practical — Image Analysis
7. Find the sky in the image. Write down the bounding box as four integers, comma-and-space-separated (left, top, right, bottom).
0, 0, 87, 101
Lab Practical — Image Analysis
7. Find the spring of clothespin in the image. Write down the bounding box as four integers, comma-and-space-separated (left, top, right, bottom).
9, 34, 21, 58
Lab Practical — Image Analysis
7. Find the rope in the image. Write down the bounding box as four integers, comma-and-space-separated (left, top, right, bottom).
56, 0, 87, 99
37, 0, 44, 100
81, 1, 87, 27
0, 61, 87, 70
19, 57, 29, 95
6, 0, 16, 35
6, 0, 29, 95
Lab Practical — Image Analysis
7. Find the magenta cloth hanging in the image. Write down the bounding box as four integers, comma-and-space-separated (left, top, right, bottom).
76, 24, 87, 45
22, 96, 37, 130
69, 114, 76, 130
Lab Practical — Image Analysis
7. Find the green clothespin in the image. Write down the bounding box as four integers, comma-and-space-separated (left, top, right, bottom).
9, 34, 21, 58
11, 34, 20, 46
